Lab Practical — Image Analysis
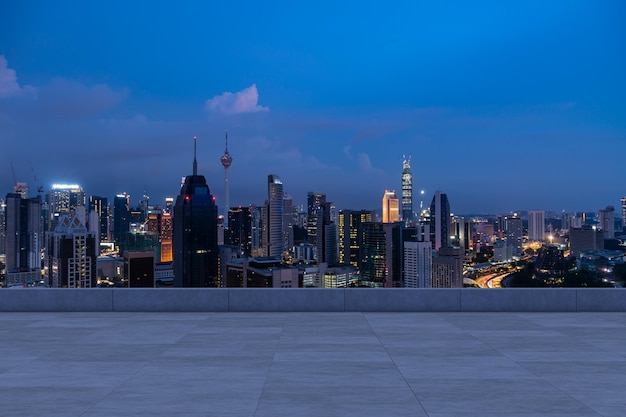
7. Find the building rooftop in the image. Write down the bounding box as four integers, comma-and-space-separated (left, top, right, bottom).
1, 311, 624, 416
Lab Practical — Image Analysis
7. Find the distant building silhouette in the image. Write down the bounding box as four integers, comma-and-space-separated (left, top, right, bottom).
528, 210, 545, 241
338, 209, 373, 269
228, 206, 252, 256
307, 192, 326, 248
113, 193, 130, 249
429, 191, 451, 250
598, 206, 615, 239
173, 137, 219, 287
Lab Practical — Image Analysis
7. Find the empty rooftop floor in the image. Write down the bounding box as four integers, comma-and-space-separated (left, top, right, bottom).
1, 311, 625, 417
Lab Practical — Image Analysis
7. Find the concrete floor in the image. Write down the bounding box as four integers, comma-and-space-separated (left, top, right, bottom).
1, 312, 625, 417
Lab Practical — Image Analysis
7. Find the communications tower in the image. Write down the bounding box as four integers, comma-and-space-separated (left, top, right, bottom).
220, 130, 233, 227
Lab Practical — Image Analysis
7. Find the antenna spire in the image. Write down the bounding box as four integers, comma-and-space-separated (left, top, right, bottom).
193, 136, 198, 175
225, 129, 229, 153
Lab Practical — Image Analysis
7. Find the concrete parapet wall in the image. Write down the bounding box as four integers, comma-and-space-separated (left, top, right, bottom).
0, 288, 624, 312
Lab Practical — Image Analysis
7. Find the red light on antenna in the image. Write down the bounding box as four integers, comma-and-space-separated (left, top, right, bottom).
185, 196, 190, 201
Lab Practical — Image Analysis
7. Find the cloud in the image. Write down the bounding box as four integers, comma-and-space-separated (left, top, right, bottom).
205, 84, 268, 115
38, 78, 127, 118
0, 55, 36, 98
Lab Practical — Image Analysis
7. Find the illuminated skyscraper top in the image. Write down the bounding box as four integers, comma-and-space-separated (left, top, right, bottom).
401, 156, 413, 223
220, 130, 233, 227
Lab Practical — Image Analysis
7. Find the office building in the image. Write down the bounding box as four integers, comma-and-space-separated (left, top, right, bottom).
46, 214, 97, 288
382, 190, 399, 223
361, 222, 386, 287
283, 193, 294, 253
338, 209, 373, 268
47, 184, 84, 232
263, 175, 284, 258
145, 210, 173, 263
306, 192, 326, 246
569, 226, 604, 256
173, 137, 219, 287
403, 240, 433, 288
228, 206, 252, 256
225, 257, 299, 288
113, 193, 131, 248
429, 191, 451, 250
401, 156, 413, 223
88, 196, 109, 242
504, 215, 522, 256
124, 250, 155, 287
598, 206, 615, 239
432, 246, 463, 288
4, 193, 42, 285
528, 210, 545, 241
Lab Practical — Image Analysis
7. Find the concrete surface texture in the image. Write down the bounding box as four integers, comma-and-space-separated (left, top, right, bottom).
1, 311, 625, 416
1, 288, 625, 312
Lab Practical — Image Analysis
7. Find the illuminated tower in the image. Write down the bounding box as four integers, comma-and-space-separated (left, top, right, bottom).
263, 174, 284, 257
401, 156, 413, 223
173, 136, 219, 287
220, 130, 233, 228
382, 190, 399, 223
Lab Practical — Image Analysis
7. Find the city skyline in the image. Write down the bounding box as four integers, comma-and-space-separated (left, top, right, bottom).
1, 2, 624, 213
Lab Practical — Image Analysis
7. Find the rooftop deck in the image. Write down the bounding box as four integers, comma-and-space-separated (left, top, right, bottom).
1, 311, 625, 416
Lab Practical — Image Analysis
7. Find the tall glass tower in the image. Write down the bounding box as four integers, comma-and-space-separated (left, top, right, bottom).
401, 156, 413, 223
173, 137, 219, 287
263, 174, 284, 258
429, 191, 451, 250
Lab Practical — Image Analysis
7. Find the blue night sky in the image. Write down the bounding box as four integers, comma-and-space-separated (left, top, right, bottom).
1, 1, 624, 215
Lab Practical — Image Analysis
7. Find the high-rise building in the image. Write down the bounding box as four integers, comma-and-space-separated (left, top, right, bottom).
569, 226, 604, 256
429, 191, 451, 250
382, 190, 399, 223
46, 214, 97, 288
338, 209, 373, 268
124, 250, 155, 287
504, 215, 522, 256
401, 156, 413, 223
228, 206, 252, 256
88, 196, 109, 242
283, 193, 294, 253
0, 198, 6, 256
173, 137, 219, 287
4, 193, 42, 284
220, 130, 233, 227
621, 197, 626, 231
113, 193, 131, 248
528, 210, 545, 241
307, 192, 326, 246
432, 246, 464, 288
403, 234, 432, 288
598, 206, 615, 239
361, 222, 386, 287
47, 184, 84, 232
145, 210, 173, 263
263, 174, 284, 258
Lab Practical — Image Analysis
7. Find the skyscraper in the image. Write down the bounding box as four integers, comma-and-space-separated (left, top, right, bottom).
88, 195, 109, 242
338, 209, 373, 268
307, 192, 326, 246
429, 191, 451, 250
432, 246, 464, 288
228, 206, 252, 256
173, 137, 219, 287
504, 215, 522, 256
403, 239, 432, 287
401, 156, 413, 223
220, 130, 233, 227
382, 190, 399, 223
113, 193, 130, 248
361, 222, 386, 287
263, 174, 284, 258
4, 192, 42, 284
528, 210, 545, 241
598, 206, 615, 239
46, 213, 97, 288
47, 184, 84, 232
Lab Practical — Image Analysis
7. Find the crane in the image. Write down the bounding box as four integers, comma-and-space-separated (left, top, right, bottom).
28, 161, 43, 195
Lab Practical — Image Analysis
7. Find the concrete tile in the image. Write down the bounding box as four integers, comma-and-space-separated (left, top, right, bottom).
407, 378, 595, 414
254, 401, 428, 417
